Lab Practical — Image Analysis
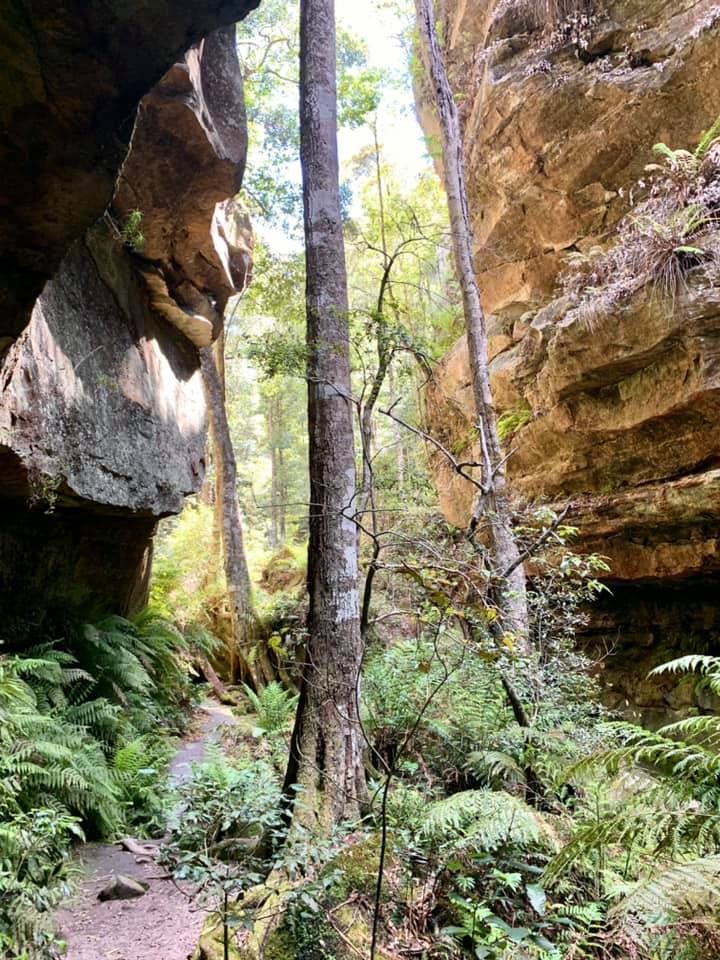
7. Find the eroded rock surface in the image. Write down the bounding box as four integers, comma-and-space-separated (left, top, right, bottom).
0, 0, 259, 341
113, 27, 253, 347
420, 0, 720, 714
1, 237, 207, 515
0, 24, 253, 617
421, 0, 720, 316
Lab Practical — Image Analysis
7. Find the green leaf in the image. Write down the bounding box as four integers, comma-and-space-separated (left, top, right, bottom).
526, 883, 547, 916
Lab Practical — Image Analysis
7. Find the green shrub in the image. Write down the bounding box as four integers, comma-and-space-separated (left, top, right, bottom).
0, 803, 82, 959
160, 755, 282, 882
159, 755, 283, 957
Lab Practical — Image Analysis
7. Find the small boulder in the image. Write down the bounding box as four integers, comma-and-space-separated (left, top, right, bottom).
98, 875, 148, 901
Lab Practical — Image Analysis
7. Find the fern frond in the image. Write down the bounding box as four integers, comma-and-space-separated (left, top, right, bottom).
695, 114, 720, 160
611, 854, 720, 921
420, 789, 556, 852
650, 654, 720, 697
243, 681, 298, 733
465, 749, 526, 786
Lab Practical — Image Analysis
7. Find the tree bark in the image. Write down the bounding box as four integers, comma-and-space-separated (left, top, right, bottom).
196, 653, 235, 706
205, 414, 224, 592
277, 441, 287, 543
388, 366, 405, 493
268, 395, 280, 549
415, 0, 529, 648
283, 0, 367, 831
200, 342, 259, 687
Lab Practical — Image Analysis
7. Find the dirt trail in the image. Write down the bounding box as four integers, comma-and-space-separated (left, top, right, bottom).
54, 701, 237, 960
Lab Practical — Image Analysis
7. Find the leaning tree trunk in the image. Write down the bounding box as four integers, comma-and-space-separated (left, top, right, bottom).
283, 0, 368, 831
200, 340, 262, 688
416, 0, 529, 647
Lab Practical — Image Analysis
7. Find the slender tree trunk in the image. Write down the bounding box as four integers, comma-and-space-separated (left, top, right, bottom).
388, 366, 405, 492
358, 123, 391, 528
359, 335, 390, 533
283, 0, 367, 831
270, 444, 279, 549
269, 396, 280, 550
199, 413, 223, 593
416, 0, 529, 647
277, 442, 287, 542
200, 341, 260, 687
196, 653, 234, 705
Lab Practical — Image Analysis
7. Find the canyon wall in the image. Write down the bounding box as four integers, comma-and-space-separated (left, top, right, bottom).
420, 0, 720, 722
0, 0, 258, 341
0, 19, 253, 619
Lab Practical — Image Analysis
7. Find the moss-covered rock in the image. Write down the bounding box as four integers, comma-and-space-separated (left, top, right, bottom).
260, 900, 395, 960
263, 916, 339, 960
196, 834, 403, 960
195, 910, 244, 960
321, 831, 398, 902
262, 926, 296, 960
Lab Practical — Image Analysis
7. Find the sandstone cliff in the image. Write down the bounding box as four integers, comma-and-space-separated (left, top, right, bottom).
420, 0, 720, 720
0, 0, 258, 341
0, 21, 253, 618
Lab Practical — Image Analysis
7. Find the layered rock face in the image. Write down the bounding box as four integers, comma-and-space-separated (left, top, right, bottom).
0, 24, 253, 618
421, 0, 720, 719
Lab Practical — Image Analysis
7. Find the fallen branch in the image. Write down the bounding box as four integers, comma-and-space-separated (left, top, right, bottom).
116, 837, 160, 858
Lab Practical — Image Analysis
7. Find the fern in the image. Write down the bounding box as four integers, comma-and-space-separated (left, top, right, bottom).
0, 609, 195, 956
612, 854, 720, 921
466, 748, 526, 786
695, 114, 720, 161
651, 654, 720, 697
113, 738, 150, 776
546, 652, 720, 960
243, 681, 298, 733
419, 789, 556, 852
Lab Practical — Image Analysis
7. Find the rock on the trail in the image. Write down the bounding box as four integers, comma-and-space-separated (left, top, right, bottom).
98, 875, 149, 902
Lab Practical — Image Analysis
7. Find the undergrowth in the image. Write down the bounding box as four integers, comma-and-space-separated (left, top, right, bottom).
6, 523, 719, 959
134, 510, 720, 960
0, 610, 203, 958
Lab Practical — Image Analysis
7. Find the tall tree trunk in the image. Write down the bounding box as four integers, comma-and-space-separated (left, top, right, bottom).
200, 340, 260, 687
283, 0, 367, 831
277, 441, 287, 542
388, 366, 405, 492
416, 0, 529, 647
358, 122, 391, 529
268, 395, 280, 550
199, 413, 223, 593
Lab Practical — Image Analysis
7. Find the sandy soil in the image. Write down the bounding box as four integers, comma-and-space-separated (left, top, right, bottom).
54, 702, 237, 960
